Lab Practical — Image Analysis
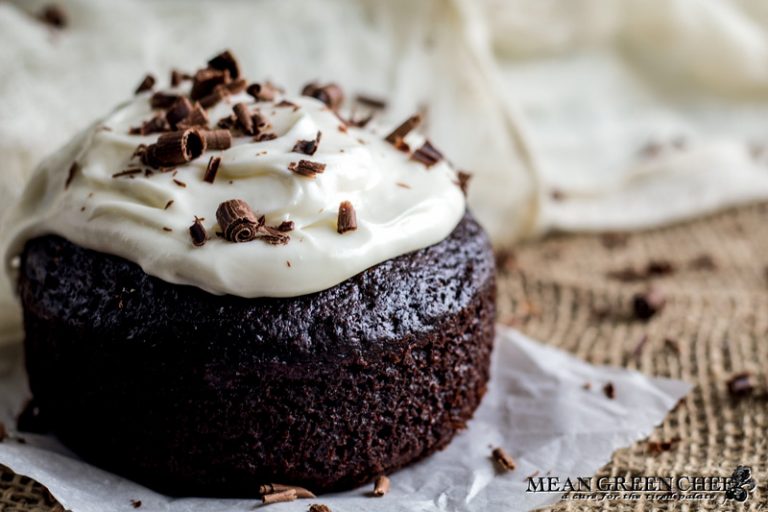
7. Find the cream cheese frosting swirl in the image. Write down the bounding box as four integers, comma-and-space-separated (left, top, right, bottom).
3, 79, 466, 298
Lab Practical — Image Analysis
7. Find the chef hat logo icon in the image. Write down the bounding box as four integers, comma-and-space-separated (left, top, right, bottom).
725, 466, 756, 502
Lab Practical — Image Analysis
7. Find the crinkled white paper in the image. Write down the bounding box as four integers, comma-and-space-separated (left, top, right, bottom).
0, 327, 689, 512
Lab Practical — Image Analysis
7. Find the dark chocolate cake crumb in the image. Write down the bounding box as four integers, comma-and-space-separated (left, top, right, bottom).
130, 499, 142, 508
38, 4, 67, 29
207, 50, 240, 80
337, 201, 357, 234
492, 447, 516, 472
189, 218, 207, 247
204, 156, 221, 184
134, 74, 156, 95
727, 372, 753, 397
385, 114, 421, 146
632, 288, 665, 320
216, 199, 261, 243
603, 382, 616, 399
65, 162, 79, 189
411, 140, 443, 167
292, 132, 322, 156
288, 160, 326, 178
373, 476, 390, 497
301, 82, 344, 110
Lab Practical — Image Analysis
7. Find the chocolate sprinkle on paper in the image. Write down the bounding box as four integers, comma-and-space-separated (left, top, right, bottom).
150, 92, 180, 109
385, 114, 422, 146
38, 4, 67, 29
204, 156, 221, 183
411, 140, 443, 167
189, 217, 207, 247
134, 74, 156, 94
301, 82, 344, 110
292, 131, 322, 156
142, 129, 206, 167
288, 160, 326, 178
216, 199, 262, 242
207, 50, 241, 80
233, 103, 255, 135
337, 201, 357, 234
65, 161, 79, 189
491, 447, 516, 472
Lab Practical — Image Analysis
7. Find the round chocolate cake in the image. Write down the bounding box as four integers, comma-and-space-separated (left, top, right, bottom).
5, 51, 496, 497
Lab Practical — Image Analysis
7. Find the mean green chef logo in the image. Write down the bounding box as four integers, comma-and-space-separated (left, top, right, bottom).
526, 465, 757, 504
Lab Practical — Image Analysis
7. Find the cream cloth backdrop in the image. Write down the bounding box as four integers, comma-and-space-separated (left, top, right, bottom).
3, 0, 768, 346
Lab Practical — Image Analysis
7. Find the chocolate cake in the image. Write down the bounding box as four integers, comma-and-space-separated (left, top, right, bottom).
6, 51, 497, 497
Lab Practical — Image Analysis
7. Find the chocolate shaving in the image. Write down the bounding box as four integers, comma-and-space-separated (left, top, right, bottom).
262, 490, 297, 504
216, 199, 261, 242
190, 68, 230, 101
142, 129, 206, 168
170, 69, 190, 87
247, 82, 281, 102
204, 156, 221, 183
164, 200, 174, 210
288, 160, 326, 178
150, 92, 180, 109
491, 447, 516, 471
259, 484, 315, 499
207, 50, 240, 79
456, 171, 472, 196
0, 422, 7, 442
165, 97, 193, 129
130, 115, 170, 136
301, 82, 344, 110
177, 104, 209, 129
189, 217, 207, 247
225, 78, 247, 95
275, 99, 299, 109
308, 505, 331, 512
201, 129, 232, 150
199, 85, 229, 109
373, 476, 390, 497
355, 94, 387, 109
162, 227, 173, 232
65, 161, 79, 189
727, 372, 754, 397
254, 132, 277, 142
603, 382, 616, 399
38, 4, 67, 29
233, 103, 255, 135
632, 288, 666, 320
134, 74, 156, 94
385, 114, 421, 145
411, 140, 443, 167
347, 113, 374, 128
173, 179, 187, 188
337, 201, 357, 234
276, 220, 294, 232
112, 169, 142, 179
292, 131, 322, 156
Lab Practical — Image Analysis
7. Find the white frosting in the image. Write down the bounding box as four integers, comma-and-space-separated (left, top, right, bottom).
2, 89, 465, 297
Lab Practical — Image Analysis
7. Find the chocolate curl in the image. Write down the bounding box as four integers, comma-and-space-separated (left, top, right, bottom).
288, 160, 326, 178
233, 103, 255, 135
301, 82, 344, 110
292, 131, 322, 156
337, 201, 357, 234
190, 68, 230, 100
165, 97, 193, 129
385, 114, 422, 145
134, 74, 156, 94
203, 156, 221, 184
143, 129, 206, 167
207, 50, 241, 79
176, 103, 209, 129
216, 199, 262, 243
202, 130, 232, 150
247, 82, 280, 102
189, 218, 207, 247
410, 140, 443, 167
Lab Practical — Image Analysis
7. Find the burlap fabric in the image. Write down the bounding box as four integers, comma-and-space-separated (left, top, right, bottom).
2, 203, 767, 511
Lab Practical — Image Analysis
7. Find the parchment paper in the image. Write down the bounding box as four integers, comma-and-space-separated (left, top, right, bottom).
0, 326, 690, 512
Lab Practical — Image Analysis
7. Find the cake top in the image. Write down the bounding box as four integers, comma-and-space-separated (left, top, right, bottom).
3, 51, 468, 298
